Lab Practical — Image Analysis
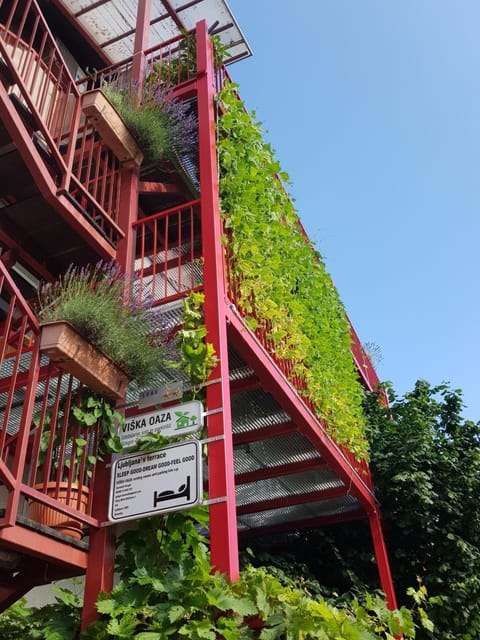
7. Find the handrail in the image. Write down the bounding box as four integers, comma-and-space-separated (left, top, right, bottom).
77, 29, 197, 97
0, 259, 107, 533
0, 0, 124, 246
133, 201, 202, 305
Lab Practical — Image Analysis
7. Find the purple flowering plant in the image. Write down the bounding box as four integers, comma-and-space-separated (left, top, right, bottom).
37, 261, 165, 386
102, 74, 197, 167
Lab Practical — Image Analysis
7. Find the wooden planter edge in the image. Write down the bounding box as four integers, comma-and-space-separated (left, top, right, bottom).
82, 89, 144, 167
39, 321, 129, 400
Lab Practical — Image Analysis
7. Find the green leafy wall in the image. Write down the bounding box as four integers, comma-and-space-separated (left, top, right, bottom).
217, 82, 368, 460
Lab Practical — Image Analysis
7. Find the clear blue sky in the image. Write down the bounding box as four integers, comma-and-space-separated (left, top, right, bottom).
227, 1, 480, 420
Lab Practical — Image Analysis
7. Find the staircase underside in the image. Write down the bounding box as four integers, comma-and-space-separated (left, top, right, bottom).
0, 126, 105, 278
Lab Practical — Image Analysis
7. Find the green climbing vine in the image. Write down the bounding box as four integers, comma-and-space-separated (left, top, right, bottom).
172, 291, 218, 397
217, 81, 368, 459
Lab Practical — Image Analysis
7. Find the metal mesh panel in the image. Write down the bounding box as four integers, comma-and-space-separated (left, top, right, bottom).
279, 469, 343, 493
234, 433, 322, 473
231, 389, 290, 434
134, 256, 202, 303
237, 495, 360, 531
0, 350, 35, 436
235, 469, 343, 507
125, 300, 189, 404
228, 347, 254, 382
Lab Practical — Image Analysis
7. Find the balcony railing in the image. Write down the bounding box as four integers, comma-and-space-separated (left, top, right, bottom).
0, 0, 124, 246
0, 260, 106, 537
133, 201, 203, 306
78, 30, 197, 99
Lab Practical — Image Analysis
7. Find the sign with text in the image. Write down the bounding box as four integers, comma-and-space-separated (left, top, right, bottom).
108, 440, 202, 522
138, 382, 183, 409
120, 400, 204, 449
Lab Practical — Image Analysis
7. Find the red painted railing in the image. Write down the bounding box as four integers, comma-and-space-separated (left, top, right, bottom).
215, 64, 230, 94
0, 260, 105, 535
0, 0, 123, 245
78, 30, 197, 99
65, 119, 123, 244
133, 201, 202, 306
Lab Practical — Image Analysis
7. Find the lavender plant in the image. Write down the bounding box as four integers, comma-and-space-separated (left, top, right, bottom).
37, 261, 165, 386
103, 79, 197, 167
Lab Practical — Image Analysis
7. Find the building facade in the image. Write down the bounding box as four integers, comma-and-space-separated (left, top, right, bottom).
0, 0, 395, 626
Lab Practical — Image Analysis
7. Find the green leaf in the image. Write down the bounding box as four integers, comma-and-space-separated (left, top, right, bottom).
216, 594, 257, 617
107, 613, 140, 637
168, 605, 186, 623
96, 598, 118, 615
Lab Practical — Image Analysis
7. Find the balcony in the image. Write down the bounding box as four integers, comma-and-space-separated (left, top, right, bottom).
0, 0, 126, 270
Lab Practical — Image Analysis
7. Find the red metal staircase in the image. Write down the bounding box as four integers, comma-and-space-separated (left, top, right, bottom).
0, 0, 397, 622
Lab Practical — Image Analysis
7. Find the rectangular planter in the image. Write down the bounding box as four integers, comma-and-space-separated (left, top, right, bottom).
82, 89, 144, 166
40, 321, 129, 400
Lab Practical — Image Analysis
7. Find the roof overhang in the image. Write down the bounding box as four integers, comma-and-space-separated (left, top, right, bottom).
53, 0, 252, 66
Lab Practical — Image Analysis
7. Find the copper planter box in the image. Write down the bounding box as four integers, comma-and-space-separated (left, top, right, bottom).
39, 321, 129, 400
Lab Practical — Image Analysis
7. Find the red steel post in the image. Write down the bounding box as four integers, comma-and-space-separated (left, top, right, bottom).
368, 510, 398, 610
196, 20, 239, 579
81, 0, 152, 630
116, 0, 152, 270
81, 462, 116, 630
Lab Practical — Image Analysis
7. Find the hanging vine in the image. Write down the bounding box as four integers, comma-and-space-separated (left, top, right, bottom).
217, 81, 369, 460
171, 291, 218, 397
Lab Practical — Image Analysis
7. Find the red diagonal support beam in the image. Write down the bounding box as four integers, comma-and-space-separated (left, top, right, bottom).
0, 82, 116, 259
227, 306, 378, 514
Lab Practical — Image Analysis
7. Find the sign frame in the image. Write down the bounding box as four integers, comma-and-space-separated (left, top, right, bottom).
108, 440, 202, 522
119, 400, 204, 449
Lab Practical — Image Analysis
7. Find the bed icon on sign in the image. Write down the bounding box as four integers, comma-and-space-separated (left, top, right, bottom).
153, 476, 191, 507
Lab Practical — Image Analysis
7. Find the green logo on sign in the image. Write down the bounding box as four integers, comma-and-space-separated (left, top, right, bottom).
175, 411, 198, 430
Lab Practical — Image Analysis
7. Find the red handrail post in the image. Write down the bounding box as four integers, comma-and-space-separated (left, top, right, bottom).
196, 20, 239, 580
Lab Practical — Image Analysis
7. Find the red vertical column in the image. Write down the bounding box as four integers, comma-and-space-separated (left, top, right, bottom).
81, 463, 116, 629
116, 0, 152, 271
196, 20, 239, 579
82, 1, 152, 629
369, 510, 398, 610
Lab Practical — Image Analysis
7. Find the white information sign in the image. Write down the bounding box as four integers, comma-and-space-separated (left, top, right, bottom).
119, 400, 204, 449
108, 440, 202, 522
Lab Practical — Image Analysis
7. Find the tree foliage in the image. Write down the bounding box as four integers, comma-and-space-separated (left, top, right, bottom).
243, 380, 480, 639
365, 380, 480, 639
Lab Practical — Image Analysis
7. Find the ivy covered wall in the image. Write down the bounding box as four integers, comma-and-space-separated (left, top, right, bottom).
217, 82, 368, 460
